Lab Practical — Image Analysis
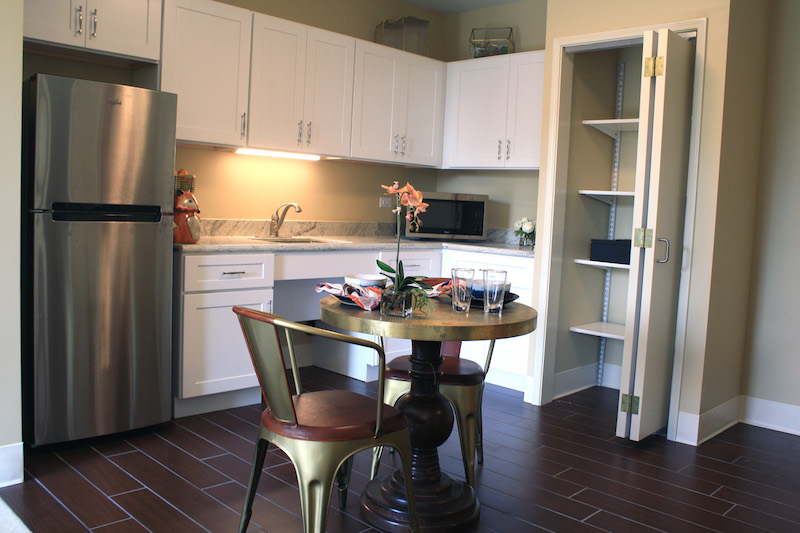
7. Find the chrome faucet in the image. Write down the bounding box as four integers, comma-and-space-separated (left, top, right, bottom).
269, 202, 302, 236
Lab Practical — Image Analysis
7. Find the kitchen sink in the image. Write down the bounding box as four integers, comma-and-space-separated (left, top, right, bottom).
249, 236, 351, 244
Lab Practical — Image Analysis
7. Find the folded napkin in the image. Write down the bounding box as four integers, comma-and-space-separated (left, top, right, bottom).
315, 283, 383, 310
426, 279, 451, 297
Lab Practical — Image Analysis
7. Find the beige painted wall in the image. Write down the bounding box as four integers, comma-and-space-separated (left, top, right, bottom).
1, 0, 23, 476
538, 0, 739, 418
176, 146, 437, 222
744, 0, 800, 406
441, 0, 547, 61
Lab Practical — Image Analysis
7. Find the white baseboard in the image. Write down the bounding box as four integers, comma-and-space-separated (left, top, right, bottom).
485, 368, 526, 391
552, 362, 622, 399
743, 396, 800, 437
0, 442, 23, 488
675, 394, 800, 446
173, 387, 262, 418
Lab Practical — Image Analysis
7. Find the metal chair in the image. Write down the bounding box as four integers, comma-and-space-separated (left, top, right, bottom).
233, 306, 418, 533
371, 339, 495, 487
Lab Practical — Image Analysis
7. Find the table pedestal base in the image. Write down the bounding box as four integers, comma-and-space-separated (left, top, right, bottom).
360, 455, 479, 532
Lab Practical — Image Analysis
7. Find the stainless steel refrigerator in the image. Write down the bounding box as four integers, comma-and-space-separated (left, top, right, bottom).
22, 74, 177, 446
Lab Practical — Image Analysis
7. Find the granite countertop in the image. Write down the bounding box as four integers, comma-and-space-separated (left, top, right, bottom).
176, 235, 536, 258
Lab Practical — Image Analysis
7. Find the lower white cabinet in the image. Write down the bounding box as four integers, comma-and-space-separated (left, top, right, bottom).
174, 253, 274, 399
441, 249, 536, 391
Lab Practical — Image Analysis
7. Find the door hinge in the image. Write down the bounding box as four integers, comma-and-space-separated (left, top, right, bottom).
643, 56, 664, 77
634, 228, 653, 248
620, 394, 640, 414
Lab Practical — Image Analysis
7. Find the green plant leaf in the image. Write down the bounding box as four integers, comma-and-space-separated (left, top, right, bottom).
376, 260, 396, 274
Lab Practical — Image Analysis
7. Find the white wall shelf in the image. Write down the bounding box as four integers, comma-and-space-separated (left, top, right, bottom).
582, 118, 639, 139
570, 321, 626, 340
574, 258, 631, 270
578, 189, 635, 205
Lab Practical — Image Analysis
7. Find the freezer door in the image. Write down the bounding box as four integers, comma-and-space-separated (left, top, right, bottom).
32, 214, 173, 446
31, 75, 177, 211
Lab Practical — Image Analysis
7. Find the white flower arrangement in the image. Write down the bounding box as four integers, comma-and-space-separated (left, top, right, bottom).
514, 216, 536, 245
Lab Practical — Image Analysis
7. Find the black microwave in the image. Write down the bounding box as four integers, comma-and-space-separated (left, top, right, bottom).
405, 192, 488, 241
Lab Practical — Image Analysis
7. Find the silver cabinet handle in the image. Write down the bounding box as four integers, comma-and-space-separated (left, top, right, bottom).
657, 238, 670, 263
297, 120, 303, 144
506, 139, 510, 159
222, 271, 246, 276
497, 139, 502, 160
91, 9, 97, 38
401, 135, 406, 155
240, 113, 247, 138
76, 6, 83, 35
306, 121, 312, 144
394, 134, 399, 154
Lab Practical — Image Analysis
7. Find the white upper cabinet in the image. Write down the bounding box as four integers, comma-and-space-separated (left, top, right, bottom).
443, 50, 544, 169
351, 40, 445, 167
24, 0, 161, 60
249, 14, 355, 157
161, 0, 252, 146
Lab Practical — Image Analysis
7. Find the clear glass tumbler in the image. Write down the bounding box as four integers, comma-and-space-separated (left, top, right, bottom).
482, 269, 507, 314
451, 268, 474, 312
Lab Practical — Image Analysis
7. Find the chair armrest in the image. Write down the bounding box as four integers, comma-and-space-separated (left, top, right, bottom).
271, 316, 389, 438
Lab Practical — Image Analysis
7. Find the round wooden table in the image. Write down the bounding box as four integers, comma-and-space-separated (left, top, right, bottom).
319, 295, 537, 532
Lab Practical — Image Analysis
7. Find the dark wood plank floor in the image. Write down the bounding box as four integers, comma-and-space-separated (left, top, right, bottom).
3, 366, 799, 532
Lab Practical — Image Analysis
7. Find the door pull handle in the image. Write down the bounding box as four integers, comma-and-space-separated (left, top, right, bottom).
657, 238, 670, 263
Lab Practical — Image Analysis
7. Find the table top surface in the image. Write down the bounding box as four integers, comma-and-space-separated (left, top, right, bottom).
319, 295, 537, 342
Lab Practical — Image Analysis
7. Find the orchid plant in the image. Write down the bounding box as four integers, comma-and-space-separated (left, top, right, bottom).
378, 181, 433, 314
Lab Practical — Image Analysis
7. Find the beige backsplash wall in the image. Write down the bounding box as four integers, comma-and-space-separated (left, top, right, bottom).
175, 146, 437, 222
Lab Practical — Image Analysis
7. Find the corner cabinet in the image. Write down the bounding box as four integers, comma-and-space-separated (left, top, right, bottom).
248, 14, 355, 157
539, 28, 695, 441
350, 40, 445, 167
443, 50, 544, 169
173, 252, 274, 400
161, 0, 252, 145
23, 0, 162, 60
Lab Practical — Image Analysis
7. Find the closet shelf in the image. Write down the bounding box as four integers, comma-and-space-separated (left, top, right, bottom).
583, 118, 639, 139
578, 189, 635, 204
569, 321, 625, 340
574, 258, 631, 270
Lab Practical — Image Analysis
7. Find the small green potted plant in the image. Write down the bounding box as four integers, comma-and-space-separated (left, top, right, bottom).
378, 182, 433, 316
514, 216, 536, 248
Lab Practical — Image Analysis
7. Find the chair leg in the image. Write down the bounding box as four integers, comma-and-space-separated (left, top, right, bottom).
293, 449, 342, 533
441, 384, 480, 487
394, 438, 419, 533
238, 437, 269, 533
335, 456, 354, 510
476, 384, 485, 464
370, 446, 384, 480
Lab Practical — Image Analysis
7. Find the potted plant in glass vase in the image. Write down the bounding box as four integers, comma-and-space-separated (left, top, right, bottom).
514, 216, 536, 248
378, 182, 434, 317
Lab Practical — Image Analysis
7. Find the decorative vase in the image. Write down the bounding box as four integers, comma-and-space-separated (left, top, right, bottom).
380, 288, 413, 317
519, 234, 532, 248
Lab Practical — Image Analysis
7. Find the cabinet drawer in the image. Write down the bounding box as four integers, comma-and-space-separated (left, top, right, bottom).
275, 251, 377, 280
184, 253, 274, 292
378, 250, 442, 278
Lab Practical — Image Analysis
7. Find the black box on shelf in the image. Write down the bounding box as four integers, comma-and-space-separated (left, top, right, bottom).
590, 239, 632, 264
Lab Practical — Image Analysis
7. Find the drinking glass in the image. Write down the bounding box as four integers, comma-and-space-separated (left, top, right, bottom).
451, 268, 474, 312
483, 269, 507, 314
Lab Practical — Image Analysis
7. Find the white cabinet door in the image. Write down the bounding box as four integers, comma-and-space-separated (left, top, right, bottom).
351, 41, 444, 167
505, 51, 545, 168
24, 0, 161, 60
443, 55, 509, 168
161, 0, 251, 145
401, 53, 445, 166
248, 14, 307, 152
351, 41, 403, 162
303, 27, 354, 157
443, 51, 544, 169
24, 0, 86, 48
181, 289, 272, 398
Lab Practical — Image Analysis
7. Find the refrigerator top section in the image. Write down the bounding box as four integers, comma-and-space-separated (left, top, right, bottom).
30, 74, 177, 212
